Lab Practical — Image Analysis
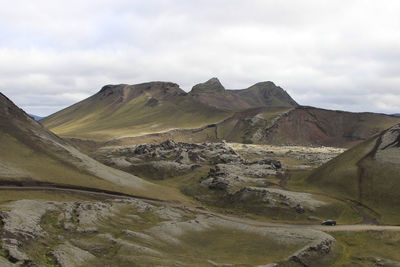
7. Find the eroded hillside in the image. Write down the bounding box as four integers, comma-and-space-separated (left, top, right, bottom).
297, 123, 400, 224
0, 93, 186, 201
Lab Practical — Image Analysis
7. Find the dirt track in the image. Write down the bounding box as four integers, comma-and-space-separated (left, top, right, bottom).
0, 185, 163, 202
2, 185, 400, 233
208, 210, 400, 232
310, 224, 400, 232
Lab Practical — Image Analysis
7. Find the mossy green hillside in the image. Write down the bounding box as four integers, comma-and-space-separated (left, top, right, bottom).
42, 85, 232, 141
295, 124, 400, 225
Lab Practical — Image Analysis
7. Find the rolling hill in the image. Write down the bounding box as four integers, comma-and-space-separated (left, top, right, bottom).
0, 92, 184, 201
301, 123, 400, 224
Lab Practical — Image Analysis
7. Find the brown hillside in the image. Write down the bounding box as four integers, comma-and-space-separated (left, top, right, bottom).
262, 106, 400, 147
69, 105, 400, 149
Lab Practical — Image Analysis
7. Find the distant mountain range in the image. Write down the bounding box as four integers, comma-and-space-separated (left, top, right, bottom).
41, 78, 400, 147
28, 114, 43, 121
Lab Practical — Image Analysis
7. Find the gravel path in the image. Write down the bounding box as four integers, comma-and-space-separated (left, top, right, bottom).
1, 185, 400, 233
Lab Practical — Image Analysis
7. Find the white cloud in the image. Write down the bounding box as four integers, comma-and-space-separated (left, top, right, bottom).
0, 0, 399, 116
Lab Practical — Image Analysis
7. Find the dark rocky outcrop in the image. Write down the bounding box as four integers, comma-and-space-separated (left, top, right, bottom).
145, 97, 159, 107
374, 124, 400, 164
95, 140, 243, 180
191, 77, 225, 94
97, 82, 187, 103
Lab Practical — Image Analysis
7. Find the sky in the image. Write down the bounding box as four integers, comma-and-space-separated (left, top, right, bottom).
1, 0, 400, 116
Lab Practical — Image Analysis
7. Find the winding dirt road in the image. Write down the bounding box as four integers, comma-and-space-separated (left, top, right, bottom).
310, 224, 400, 232
2, 185, 400, 233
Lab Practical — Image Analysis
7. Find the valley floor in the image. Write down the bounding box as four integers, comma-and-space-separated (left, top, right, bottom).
1, 142, 400, 266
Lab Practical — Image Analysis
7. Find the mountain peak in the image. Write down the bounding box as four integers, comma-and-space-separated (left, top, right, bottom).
190, 77, 225, 94
252, 81, 277, 87
96, 82, 186, 102
245, 81, 298, 107
99, 82, 181, 94
0, 93, 32, 122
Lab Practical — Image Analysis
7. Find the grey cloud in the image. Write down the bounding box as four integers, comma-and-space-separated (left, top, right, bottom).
0, 0, 400, 116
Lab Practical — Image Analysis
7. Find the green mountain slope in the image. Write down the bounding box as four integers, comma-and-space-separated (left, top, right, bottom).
0, 92, 185, 201
300, 123, 400, 224
42, 82, 233, 141
42, 79, 299, 141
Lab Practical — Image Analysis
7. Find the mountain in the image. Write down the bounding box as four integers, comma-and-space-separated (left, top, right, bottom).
42, 79, 298, 141
0, 92, 181, 200
41, 81, 232, 141
102, 105, 400, 148
28, 113, 43, 120
42, 78, 400, 147
392, 113, 400, 117
188, 78, 298, 110
261, 106, 400, 147
185, 106, 400, 147
302, 123, 400, 224
195, 106, 400, 147
191, 77, 226, 93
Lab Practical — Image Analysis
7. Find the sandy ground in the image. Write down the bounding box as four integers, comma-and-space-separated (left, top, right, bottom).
228, 143, 345, 155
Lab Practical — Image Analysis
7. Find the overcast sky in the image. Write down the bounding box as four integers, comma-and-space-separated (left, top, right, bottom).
1, 0, 400, 116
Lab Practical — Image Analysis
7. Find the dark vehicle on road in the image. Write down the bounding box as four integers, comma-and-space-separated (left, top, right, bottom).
321, 220, 336, 226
